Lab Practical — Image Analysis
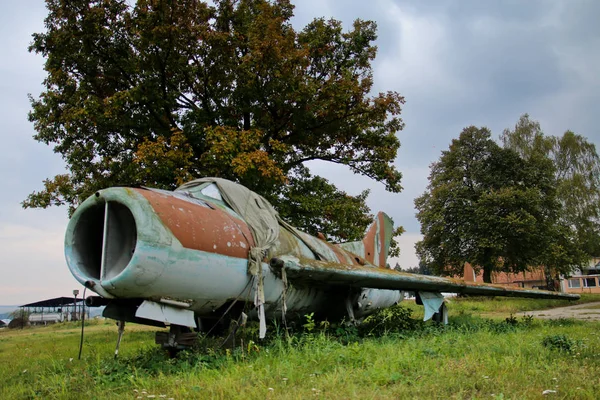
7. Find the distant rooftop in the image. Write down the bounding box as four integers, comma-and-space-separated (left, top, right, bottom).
20, 297, 84, 308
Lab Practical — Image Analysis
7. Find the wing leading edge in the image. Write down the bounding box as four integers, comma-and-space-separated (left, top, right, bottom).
272, 256, 580, 300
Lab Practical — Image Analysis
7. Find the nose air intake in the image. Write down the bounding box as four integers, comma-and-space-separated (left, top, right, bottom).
71, 199, 137, 282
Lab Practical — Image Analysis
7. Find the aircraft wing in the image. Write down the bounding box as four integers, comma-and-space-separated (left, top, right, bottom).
272, 256, 579, 300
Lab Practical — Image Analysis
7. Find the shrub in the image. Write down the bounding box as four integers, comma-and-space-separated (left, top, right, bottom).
542, 334, 576, 353
360, 305, 417, 336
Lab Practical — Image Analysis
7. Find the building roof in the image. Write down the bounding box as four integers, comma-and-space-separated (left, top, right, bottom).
20, 297, 84, 308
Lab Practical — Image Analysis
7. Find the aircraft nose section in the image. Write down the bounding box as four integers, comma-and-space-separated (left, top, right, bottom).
65, 188, 170, 296
67, 198, 137, 282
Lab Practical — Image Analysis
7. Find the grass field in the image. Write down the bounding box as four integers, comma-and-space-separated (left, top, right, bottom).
1, 296, 600, 399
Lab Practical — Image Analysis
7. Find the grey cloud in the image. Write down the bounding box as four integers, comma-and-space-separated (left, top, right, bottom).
292, 0, 600, 264
1, 0, 599, 300
0, 0, 63, 206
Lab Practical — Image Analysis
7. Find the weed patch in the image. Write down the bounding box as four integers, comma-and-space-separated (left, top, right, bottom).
360, 304, 418, 336
542, 334, 581, 353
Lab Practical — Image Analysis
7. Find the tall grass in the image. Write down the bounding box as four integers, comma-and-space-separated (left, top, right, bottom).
399, 293, 600, 319
446, 293, 600, 316
1, 298, 600, 399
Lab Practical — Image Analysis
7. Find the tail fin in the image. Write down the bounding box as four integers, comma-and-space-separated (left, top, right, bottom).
337, 212, 395, 268
363, 212, 394, 267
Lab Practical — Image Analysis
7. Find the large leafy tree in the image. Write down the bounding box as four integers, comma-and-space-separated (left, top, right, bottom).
501, 114, 600, 257
415, 126, 583, 283
402, 261, 432, 276
24, 0, 405, 244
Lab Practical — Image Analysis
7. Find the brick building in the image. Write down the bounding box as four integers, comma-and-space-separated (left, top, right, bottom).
462, 257, 600, 294
462, 263, 547, 289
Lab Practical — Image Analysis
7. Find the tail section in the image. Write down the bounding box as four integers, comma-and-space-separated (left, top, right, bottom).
337, 212, 395, 268
363, 212, 394, 267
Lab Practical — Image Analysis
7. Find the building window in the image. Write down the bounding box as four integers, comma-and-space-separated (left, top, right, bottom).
568, 279, 581, 288
584, 278, 597, 288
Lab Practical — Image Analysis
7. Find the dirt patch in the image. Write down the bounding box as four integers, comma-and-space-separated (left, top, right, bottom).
518, 301, 600, 321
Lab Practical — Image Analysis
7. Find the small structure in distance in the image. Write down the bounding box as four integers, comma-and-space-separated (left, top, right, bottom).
17, 297, 86, 326
563, 257, 600, 294
462, 257, 600, 294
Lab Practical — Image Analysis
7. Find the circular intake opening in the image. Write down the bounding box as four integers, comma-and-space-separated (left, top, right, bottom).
72, 202, 105, 280
71, 201, 137, 281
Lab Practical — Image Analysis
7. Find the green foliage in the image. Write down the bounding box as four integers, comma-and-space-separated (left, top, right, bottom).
542, 334, 578, 353
360, 304, 417, 335
274, 166, 373, 241
521, 314, 535, 326
96, 345, 229, 382
403, 260, 433, 275
8, 309, 29, 320
302, 312, 316, 333
25, 0, 405, 241
501, 114, 600, 259
545, 317, 579, 327
415, 126, 575, 281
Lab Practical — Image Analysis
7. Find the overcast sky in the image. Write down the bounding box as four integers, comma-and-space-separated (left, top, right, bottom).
1, 0, 598, 304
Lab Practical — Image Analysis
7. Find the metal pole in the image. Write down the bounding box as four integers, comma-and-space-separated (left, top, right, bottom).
115, 321, 125, 359
73, 289, 79, 321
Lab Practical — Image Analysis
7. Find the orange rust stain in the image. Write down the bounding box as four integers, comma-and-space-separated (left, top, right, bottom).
135, 189, 254, 258
363, 220, 377, 267
377, 212, 386, 268
324, 238, 357, 265
292, 258, 566, 294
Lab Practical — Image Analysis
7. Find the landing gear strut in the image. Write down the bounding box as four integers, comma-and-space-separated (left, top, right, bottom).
114, 320, 125, 359
432, 303, 448, 324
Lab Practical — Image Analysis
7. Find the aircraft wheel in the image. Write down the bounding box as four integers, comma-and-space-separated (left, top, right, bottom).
155, 325, 197, 357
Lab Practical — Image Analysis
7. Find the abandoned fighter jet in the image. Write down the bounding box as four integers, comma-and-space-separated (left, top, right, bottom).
65, 178, 578, 352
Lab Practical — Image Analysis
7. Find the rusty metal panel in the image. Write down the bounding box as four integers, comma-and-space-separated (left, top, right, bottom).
362, 213, 390, 267
362, 213, 379, 266
135, 188, 254, 258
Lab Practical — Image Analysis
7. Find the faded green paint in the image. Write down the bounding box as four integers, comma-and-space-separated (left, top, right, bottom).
65, 180, 579, 337
274, 255, 580, 301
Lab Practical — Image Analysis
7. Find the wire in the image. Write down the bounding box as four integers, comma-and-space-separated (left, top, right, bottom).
78, 287, 87, 360
204, 277, 253, 337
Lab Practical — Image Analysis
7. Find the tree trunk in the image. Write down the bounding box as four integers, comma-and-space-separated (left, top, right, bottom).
544, 266, 558, 291
482, 264, 493, 283
243, 112, 251, 131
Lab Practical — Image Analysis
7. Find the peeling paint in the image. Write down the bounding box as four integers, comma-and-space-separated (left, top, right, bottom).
66, 181, 579, 338
273, 256, 579, 300
135, 189, 254, 259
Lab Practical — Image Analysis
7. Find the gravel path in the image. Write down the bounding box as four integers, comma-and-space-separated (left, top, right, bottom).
518, 301, 600, 321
